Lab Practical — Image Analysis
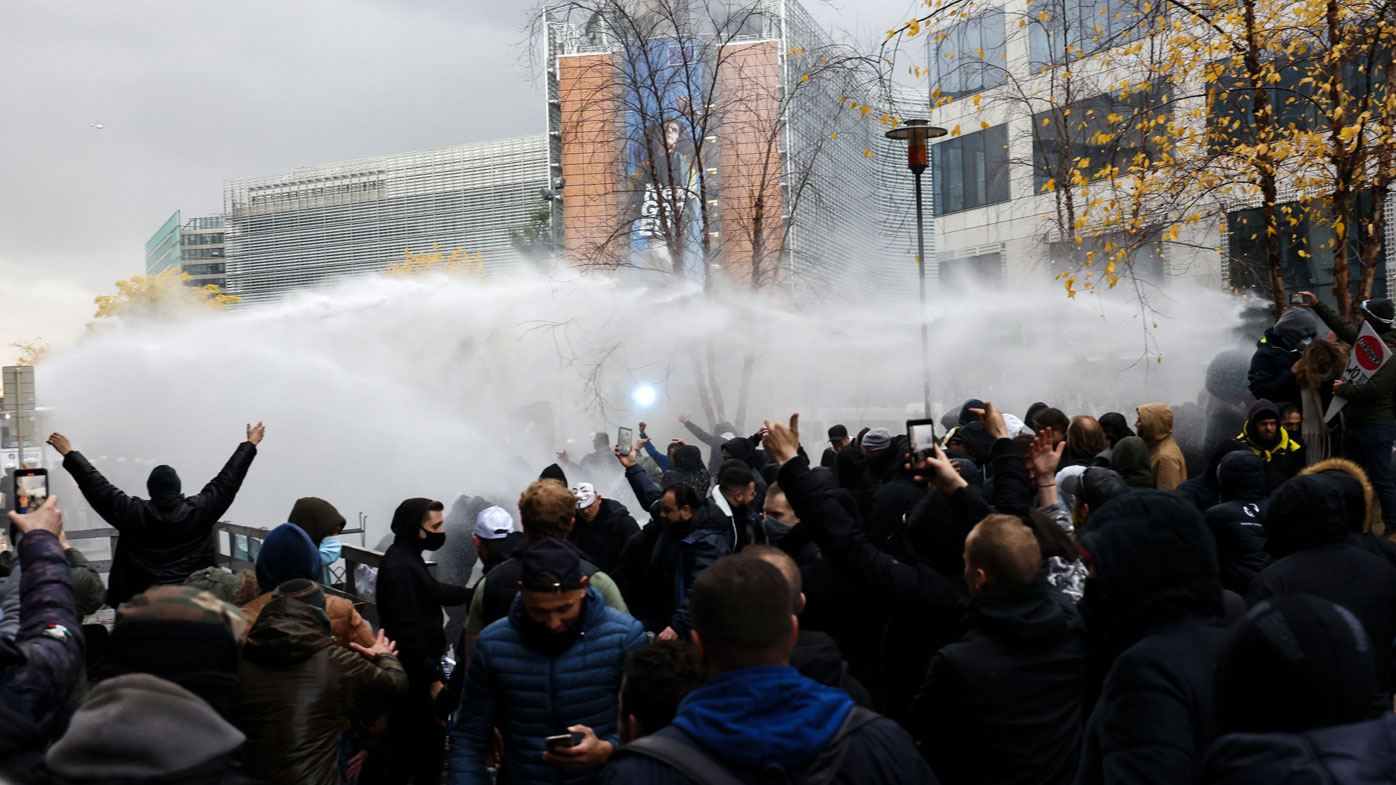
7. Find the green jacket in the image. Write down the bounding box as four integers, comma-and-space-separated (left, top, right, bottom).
1315, 301, 1396, 428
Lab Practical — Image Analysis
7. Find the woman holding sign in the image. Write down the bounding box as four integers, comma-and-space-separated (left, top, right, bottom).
1298, 291, 1396, 529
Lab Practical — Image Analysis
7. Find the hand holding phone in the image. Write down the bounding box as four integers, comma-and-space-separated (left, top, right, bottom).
906, 418, 938, 462
617, 427, 634, 454
545, 733, 577, 752
15, 469, 49, 515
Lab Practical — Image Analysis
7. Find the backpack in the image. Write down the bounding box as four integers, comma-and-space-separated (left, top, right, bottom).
615, 706, 880, 785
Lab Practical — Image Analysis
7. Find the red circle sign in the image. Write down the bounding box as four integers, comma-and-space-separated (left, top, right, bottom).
1357, 335, 1384, 371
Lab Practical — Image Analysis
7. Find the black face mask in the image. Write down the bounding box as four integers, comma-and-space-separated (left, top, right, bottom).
420, 529, 446, 551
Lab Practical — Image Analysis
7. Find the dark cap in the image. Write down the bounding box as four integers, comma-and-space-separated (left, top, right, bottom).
827, 424, 848, 441
520, 538, 585, 593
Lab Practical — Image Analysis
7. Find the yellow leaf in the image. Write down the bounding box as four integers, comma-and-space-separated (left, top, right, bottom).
801, 73, 810, 83
951, 124, 961, 136
830, 132, 838, 140
980, 120, 991, 130
861, 105, 871, 115
864, 149, 874, 157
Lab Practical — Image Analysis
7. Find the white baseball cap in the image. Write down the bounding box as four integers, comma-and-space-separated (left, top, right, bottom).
473, 506, 517, 540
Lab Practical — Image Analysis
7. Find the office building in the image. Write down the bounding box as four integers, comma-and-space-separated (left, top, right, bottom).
543, 0, 922, 299
144, 212, 229, 289
222, 135, 551, 303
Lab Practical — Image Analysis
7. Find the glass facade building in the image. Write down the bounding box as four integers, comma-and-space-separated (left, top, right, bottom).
222, 136, 551, 303
145, 211, 182, 276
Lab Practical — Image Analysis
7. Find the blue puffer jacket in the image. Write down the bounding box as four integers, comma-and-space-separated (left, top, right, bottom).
446, 586, 647, 785
1201, 714, 1396, 784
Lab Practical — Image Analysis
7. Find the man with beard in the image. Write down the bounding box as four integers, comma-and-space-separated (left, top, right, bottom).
1233, 399, 1304, 490
446, 538, 645, 785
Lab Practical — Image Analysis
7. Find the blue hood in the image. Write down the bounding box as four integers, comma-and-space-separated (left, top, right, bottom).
255, 523, 322, 593
674, 665, 853, 771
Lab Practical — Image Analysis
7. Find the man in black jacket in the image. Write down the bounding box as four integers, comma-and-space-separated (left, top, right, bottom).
1247, 306, 1319, 407
364, 497, 469, 785
603, 556, 936, 785
1233, 399, 1305, 490
569, 482, 639, 574
1248, 470, 1396, 710
745, 545, 873, 708
1076, 491, 1228, 785
912, 515, 1086, 785
48, 424, 263, 607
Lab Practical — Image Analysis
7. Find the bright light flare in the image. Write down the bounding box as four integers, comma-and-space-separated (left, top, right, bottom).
632, 384, 657, 407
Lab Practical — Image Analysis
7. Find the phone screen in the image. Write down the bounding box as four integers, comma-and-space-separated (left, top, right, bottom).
617, 427, 634, 453
907, 420, 937, 460
15, 471, 48, 515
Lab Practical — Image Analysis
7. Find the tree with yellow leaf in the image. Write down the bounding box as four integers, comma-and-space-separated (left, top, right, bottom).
92, 269, 241, 324
9, 339, 48, 367
382, 245, 487, 277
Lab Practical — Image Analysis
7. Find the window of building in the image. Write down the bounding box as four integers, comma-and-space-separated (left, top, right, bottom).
938, 250, 1003, 288
1227, 193, 1387, 306
1029, 0, 1153, 69
929, 8, 1006, 100
1032, 83, 1168, 189
1207, 57, 1382, 154
1049, 231, 1166, 281
933, 124, 1010, 215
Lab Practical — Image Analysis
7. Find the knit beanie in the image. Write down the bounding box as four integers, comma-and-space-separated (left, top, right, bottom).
108, 586, 246, 715
1214, 593, 1375, 734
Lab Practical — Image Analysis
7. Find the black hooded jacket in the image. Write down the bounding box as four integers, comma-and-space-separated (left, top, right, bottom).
62, 443, 257, 607
567, 497, 639, 575
1204, 451, 1270, 595
912, 580, 1087, 785
1249, 472, 1396, 705
1247, 308, 1319, 406
1233, 399, 1305, 490
376, 498, 469, 684
1077, 492, 1228, 785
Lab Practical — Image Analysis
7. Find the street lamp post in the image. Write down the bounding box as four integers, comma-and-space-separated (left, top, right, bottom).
885, 119, 948, 419
539, 176, 566, 258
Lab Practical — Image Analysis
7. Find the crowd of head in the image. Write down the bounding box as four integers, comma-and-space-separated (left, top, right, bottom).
3, 292, 1396, 785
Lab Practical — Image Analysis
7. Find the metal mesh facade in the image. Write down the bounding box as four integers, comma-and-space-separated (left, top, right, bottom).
223, 136, 551, 303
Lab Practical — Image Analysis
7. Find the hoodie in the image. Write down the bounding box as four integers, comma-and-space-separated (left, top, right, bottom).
675, 665, 854, 771
1109, 437, 1156, 490
286, 497, 345, 547
1249, 472, 1396, 704
1205, 452, 1270, 594
1136, 404, 1188, 490
1247, 308, 1319, 406
254, 524, 321, 594
1202, 714, 1396, 785
1097, 412, 1134, 446
1077, 491, 1227, 785
377, 498, 469, 681
1234, 399, 1304, 490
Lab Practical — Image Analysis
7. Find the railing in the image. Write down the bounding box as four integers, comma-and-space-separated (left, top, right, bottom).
67, 521, 427, 625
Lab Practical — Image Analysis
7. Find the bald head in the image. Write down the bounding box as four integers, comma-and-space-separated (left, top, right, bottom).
964, 515, 1042, 596
742, 545, 802, 615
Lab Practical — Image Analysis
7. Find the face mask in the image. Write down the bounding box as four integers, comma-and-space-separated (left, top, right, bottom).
420, 529, 446, 551
318, 536, 343, 566
764, 519, 795, 544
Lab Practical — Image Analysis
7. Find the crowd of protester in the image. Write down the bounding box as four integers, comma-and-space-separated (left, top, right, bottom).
4, 291, 1396, 784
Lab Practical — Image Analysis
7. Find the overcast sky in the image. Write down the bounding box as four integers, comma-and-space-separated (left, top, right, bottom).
0, 0, 920, 353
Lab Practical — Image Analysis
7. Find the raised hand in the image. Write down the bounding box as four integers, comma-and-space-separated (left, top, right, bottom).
7, 495, 63, 538
761, 414, 801, 464
1028, 430, 1065, 482
46, 433, 72, 456
969, 402, 1009, 440
247, 422, 266, 446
